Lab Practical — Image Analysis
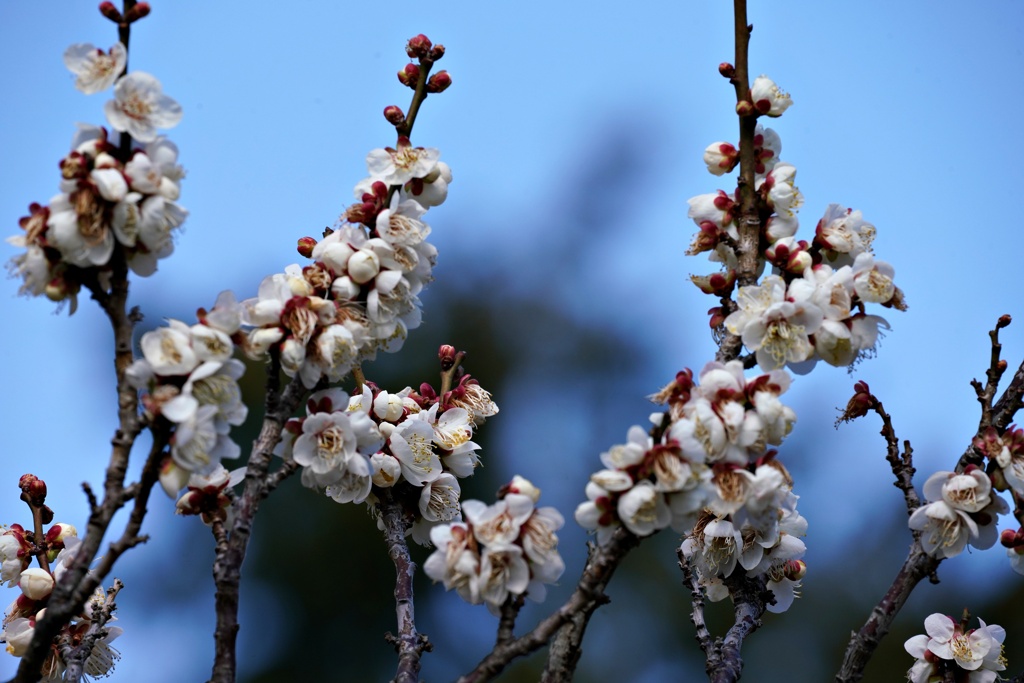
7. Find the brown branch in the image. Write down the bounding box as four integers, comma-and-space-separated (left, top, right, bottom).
11, 243, 151, 683
208, 374, 308, 683
834, 538, 940, 682
872, 398, 919, 515
379, 489, 431, 683
456, 527, 640, 683
59, 579, 124, 683
679, 552, 714, 663
495, 594, 525, 646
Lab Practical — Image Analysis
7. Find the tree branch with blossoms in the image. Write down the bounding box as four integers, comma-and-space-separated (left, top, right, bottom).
5, 2, 1024, 682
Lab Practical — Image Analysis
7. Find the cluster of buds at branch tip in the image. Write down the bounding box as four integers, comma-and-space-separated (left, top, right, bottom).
98, 1, 150, 24
19, 474, 47, 508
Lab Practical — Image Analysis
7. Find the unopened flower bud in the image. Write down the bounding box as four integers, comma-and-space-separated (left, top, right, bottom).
429, 44, 446, 61
703, 142, 739, 176
330, 275, 360, 301
296, 236, 317, 259
784, 559, 806, 581
735, 100, 755, 117
750, 75, 793, 117
124, 2, 150, 22
438, 344, 457, 369
406, 34, 433, 59
503, 475, 541, 503
19, 568, 54, 601
19, 475, 47, 506
159, 457, 190, 498
370, 453, 402, 487
347, 249, 380, 284
998, 314, 1012, 329
1000, 528, 1019, 548
383, 105, 406, 126
708, 306, 726, 329
44, 524, 77, 547
44, 277, 70, 303
98, 1, 122, 22
427, 71, 452, 93
718, 62, 735, 78
398, 63, 421, 88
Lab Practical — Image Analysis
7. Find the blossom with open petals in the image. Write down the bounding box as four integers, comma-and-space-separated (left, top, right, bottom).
105, 72, 182, 143
63, 42, 126, 94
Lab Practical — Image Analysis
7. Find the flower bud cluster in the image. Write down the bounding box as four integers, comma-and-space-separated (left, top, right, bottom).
1, 518, 121, 679
277, 371, 497, 544
423, 476, 565, 612
8, 40, 184, 312
241, 141, 449, 387
908, 469, 1006, 559
575, 360, 807, 611
905, 613, 1006, 682
688, 84, 906, 374
126, 291, 249, 481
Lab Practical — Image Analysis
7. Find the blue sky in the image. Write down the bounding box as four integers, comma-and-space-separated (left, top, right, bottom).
2, 2, 1024, 681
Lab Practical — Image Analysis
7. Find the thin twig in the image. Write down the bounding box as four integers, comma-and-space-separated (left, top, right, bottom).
496, 595, 525, 646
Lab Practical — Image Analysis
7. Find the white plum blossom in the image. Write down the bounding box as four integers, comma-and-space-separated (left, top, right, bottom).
424, 482, 564, 611
63, 42, 126, 94
905, 613, 1007, 682
724, 275, 823, 371
105, 72, 183, 143
365, 138, 441, 186
815, 204, 875, 265
750, 75, 793, 117
909, 500, 976, 559
617, 482, 670, 537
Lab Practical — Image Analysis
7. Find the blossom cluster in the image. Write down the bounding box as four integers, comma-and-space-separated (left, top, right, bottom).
905, 613, 1006, 683
1, 519, 122, 679
277, 370, 497, 544
424, 476, 565, 612
126, 291, 249, 487
240, 140, 449, 387
574, 360, 806, 610
688, 77, 905, 374
8, 42, 185, 311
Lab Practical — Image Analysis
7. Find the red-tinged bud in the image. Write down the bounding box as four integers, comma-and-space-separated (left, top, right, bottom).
418, 383, 437, 401
735, 100, 755, 117
406, 34, 432, 59
429, 44, 446, 61
500, 475, 541, 502
44, 277, 69, 303
718, 62, 735, 78
124, 2, 150, 22
690, 270, 735, 296
784, 559, 806, 581
1000, 528, 1018, 548
708, 306, 726, 329
427, 71, 452, 93
998, 359, 1008, 372
296, 236, 317, 258
438, 344, 458, 370
98, 1, 122, 22
383, 105, 406, 126
19, 475, 47, 506
998, 314, 1012, 329
839, 384, 875, 422
398, 63, 421, 88
40, 506, 53, 525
